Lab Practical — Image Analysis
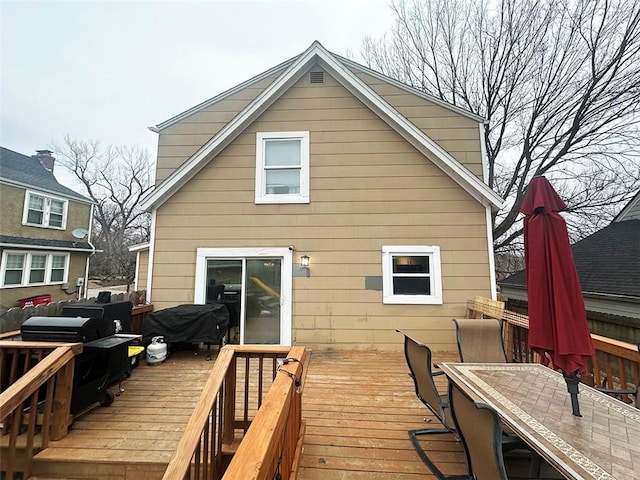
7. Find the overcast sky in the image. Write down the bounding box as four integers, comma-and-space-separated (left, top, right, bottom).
1, 0, 393, 185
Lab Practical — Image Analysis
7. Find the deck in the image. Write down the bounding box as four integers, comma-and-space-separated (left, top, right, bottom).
298, 350, 464, 480
20, 348, 458, 479
22, 347, 551, 479
28, 348, 214, 479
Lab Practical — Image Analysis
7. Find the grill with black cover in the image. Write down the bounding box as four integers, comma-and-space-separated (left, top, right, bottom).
142, 304, 229, 360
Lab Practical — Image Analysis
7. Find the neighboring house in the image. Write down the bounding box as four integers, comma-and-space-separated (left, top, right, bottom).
500, 191, 640, 343
139, 41, 504, 351
0, 147, 94, 309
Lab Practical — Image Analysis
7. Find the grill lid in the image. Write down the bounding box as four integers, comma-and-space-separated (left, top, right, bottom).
21, 316, 115, 343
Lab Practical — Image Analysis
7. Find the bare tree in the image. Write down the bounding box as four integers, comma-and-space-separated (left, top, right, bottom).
53, 137, 153, 286
362, 0, 640, 261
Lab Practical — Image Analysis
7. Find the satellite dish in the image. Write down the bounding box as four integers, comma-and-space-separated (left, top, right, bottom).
72, 228, 89, 239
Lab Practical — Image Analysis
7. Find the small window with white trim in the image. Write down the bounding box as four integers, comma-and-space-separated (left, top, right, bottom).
1, 251, 69, 287
382, 246, 443, 304
23, 191, 68, 229
255, 131, 309, 204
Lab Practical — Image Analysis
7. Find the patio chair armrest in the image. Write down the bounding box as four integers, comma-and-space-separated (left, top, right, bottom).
432, 370, 445, 377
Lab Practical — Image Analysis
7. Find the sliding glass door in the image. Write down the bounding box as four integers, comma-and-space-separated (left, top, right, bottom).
195, 248, 292, 345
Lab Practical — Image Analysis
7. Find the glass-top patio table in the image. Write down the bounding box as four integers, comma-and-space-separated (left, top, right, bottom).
439, 363, 640, 480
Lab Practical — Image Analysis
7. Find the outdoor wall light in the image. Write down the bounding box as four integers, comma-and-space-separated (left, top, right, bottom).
300, 254, 310, 267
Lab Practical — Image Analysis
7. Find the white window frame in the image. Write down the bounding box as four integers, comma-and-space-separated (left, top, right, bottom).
22, 190, 68, 229
0, 251, 69, 288
382, 246, 443, 305
194, 247, 293, 346
255, 131, 310, 204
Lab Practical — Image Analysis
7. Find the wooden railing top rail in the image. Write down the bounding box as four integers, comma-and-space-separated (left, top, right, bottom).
468, 296, 640, 362
0, 330, 21, 340
223, 345, 308, 480
162, 347, 236, 479
163, 345, 303, 480
132, 304, 153, 314
590, 334, 640, 360
0, 343, 81, 418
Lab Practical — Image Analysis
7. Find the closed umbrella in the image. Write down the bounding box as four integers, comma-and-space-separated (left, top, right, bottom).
521, 176, 595, 417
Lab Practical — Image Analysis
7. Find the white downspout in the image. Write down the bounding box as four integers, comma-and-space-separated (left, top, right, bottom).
145, 209, 157, 303
83, 206, 96, 300
479, 122, 497, 300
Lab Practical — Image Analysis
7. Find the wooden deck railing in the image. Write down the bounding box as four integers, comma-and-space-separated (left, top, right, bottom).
163, 345, 308, 480
468, 298, 640, 404
0, 336, 82, 478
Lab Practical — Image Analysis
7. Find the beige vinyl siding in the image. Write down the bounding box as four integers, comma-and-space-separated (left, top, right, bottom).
155, 74, 281, 183
135, 249, 149, 292
151, 67, 492, 351
352, 70, 484, 178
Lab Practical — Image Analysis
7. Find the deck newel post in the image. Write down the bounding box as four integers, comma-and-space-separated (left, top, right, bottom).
50, 358, 75, 440
223, 354, 237, 444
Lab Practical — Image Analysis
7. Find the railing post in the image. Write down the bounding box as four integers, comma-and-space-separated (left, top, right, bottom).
223, 355, 237, 444
50, 358, 75, 440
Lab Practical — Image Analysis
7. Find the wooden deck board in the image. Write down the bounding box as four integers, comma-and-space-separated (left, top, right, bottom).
297, 350, 464, 480
28, 348, 470, 479
31, 348, 216, 478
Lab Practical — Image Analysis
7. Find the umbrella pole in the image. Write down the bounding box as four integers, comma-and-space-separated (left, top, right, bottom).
563, 372, 582, 417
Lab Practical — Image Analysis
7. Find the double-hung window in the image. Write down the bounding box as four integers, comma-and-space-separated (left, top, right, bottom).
1, 251, 69, 287
382, 246, 443, 304
23, 191, 67, 229
255, 132, 310, 204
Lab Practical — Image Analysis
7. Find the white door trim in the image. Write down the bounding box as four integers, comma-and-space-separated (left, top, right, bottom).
194, 247, 293, 345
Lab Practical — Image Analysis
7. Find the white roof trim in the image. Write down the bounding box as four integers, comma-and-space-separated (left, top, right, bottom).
153, 56, 298, 131
337, 54, 486, 123
0, 242, 96, 253
141, 41, 503, 211
313, 50, 503, 209
613, 190, 640, 223
128, 242, 150, 252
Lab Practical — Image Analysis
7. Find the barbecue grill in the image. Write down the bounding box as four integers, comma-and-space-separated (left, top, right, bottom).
143, 304, 229, 360
21, 310, 139, 414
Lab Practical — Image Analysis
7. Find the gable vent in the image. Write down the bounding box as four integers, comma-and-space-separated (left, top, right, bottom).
309, 71, 324, 84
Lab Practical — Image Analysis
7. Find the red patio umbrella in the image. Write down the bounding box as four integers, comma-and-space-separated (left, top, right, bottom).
521, 176, 595, 416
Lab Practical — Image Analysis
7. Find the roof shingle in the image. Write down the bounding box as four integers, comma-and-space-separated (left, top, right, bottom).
0, 147, 91, 203
500, 219, 640, 298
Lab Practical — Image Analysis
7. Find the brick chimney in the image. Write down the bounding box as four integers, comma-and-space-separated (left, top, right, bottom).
33, 149, 56, 172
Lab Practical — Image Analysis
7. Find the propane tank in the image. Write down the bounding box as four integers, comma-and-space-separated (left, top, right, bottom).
146, 336, 167, 365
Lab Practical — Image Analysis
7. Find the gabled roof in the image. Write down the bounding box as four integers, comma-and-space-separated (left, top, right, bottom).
336, 54, 486, 124
0, 147, 92, 204
151, 56, 298, 132
152, 49, 485, 132
141, 41, 503, 212
613, 190, 640, 223
500, 219, 640, 299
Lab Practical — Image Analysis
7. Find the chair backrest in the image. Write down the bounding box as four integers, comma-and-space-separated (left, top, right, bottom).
396, 329, 454, 430
452, 318, 507, 363
449, 381, 508, 480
